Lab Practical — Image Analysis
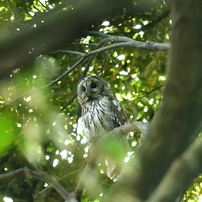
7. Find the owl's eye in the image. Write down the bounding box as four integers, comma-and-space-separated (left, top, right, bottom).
91, 82, 97, 88
82, 86, 86, 92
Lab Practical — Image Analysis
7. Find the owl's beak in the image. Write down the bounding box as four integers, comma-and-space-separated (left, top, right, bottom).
82, 92, 92, 102
90, 88, 97, 93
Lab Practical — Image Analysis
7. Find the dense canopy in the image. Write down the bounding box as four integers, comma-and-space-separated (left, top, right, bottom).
0, 0, 202, 202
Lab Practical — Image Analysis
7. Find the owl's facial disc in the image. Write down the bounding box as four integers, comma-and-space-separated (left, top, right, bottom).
82, 77, 102, 101
77, 76, 105, 105
89, 80, 98, 93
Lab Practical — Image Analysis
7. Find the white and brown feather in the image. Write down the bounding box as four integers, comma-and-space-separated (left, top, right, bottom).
77, 76, 127, 180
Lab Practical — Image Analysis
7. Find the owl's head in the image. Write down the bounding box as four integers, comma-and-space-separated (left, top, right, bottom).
77, 76, 114, 106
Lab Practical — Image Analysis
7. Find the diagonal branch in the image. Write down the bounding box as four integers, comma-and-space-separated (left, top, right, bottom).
0, 0, 133, 80
0, 168, 77, 202
74, 121, 148, 201
147, 137, 202, 202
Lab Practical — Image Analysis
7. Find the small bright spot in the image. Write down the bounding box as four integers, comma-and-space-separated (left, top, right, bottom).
53, 159, 59, 167
28, 109, 33, 113
10, 16, 14, 21
124, 156, 130, 162
33, 75, 37, 79
117, 54, 125, 60
99, 193, 103, 197
60, 150, 67, 159
81, 136, 87, 144
121, 86, 125, 90
55, 150, 59, 155
131, 74, 139, 81
126, 59, 131, 64
132, 141, 137, 147
16, 28, 20, 31
143, 119, 148, 123
149, 98, 154, 105
113, 52, 118, 57
125, 151, 133, 162
76, 135, 81, 141
4, 167, 8, 171
44, 183, 48, 187
89, 66, 94, 71
135, 24, 141, 29
139, 31, 144, 37
84, 146, 89, 153
137, 102, 143, 107
64, 139, 69, 145
159, 76, 166, 81
198, 194, 202, 202
3, 197, 13, 202
68, 156, 73, 163
45, 155, 50, 160
83, 153, 88, 158
115, 93, 122, 101
143, 107, 148, 112
120, 70, 128, 76
17, 123, 22, 128
143, 21, 149, 25
24, 96, 31, 102
102, 21, 110, 26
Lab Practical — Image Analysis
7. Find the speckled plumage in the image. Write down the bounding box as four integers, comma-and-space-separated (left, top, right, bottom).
77, 76, 127, 180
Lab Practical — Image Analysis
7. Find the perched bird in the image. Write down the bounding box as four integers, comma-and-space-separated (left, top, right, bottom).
77, 75, 128, 180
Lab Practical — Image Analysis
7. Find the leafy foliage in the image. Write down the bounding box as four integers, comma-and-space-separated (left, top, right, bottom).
0, 0, 201, 202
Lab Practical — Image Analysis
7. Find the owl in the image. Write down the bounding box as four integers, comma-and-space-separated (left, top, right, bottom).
77, 75, 128, 180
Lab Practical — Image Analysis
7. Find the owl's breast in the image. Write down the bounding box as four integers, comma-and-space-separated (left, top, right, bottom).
80, 96, 118, 141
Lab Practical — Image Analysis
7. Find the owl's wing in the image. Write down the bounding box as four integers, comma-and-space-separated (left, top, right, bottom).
108, 99, 127, 128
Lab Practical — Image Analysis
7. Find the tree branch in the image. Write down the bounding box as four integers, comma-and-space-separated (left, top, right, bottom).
0, 168, 77, 202
147, 137, 202, 202
55, 38, 170, 56
0, 0, 133, 80
74, 121, 148, 201
103, 0, 202, 201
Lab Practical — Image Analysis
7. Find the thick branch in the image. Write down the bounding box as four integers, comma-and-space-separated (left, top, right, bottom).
147, 137, 202, 202
0, 0, 133, 80
74, 121, 148, 201
110, 121, 149, 137
104, 0, 202, 201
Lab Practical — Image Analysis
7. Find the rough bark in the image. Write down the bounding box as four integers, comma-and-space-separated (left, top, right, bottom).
104, 0, 202, 201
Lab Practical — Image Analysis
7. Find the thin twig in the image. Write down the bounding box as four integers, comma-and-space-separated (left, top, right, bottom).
1, 57, 86, 109
0, 168, 77, 202
1, 36, 169, 110
34, 168, 81, 200
60, 94, 77, 111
